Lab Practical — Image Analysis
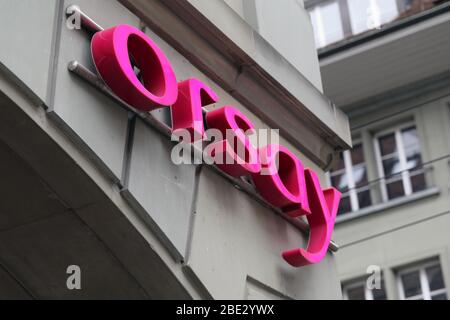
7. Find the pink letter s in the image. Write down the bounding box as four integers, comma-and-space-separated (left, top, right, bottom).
205, 106, 261, 177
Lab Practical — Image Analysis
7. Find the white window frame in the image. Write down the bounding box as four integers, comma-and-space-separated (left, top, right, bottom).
373, 122, 424, 202
396, 261, 447, 300
327, 141, 370, 214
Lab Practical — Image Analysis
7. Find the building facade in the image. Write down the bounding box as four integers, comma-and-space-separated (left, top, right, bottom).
306, 0, 450, 300
0, 0, 351, 299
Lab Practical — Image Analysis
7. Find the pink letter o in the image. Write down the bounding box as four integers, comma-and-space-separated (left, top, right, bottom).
91, 24, 178, 111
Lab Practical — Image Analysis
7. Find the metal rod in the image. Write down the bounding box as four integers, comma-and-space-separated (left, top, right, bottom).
67, 61, 339, 253
66, 4, 104, 33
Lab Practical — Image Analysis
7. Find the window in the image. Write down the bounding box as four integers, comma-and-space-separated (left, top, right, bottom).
307, 0, 444, 48
328, 143, 372, 215
374, 125, 426, 201
308, 0, 406, 48
402, 0, 414, 10
343, 279, 387, 300
347, 0, 399, 34
397, 261, 447, 300
309, 1, 345, 48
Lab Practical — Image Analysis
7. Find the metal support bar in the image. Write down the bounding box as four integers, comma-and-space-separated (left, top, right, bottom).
67, 60, 339, 253
66, 4, 104, 33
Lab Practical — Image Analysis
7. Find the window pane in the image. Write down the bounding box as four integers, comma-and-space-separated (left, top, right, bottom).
382, 156, 401, 178
405, 147, 422, 171
346, 286, 366, 300
386, 179, 405, 199
320, 2, 344, 46
377, 0, 400, 24
431, 293, 447, 300
426, 265, 446, 291
348, 0, 373, 34
402, 127, 419, 150
311, 1, 345, 48
348, 0, 399, 35
309, 9, 322, 48
411, 172, 426, 193
351, 144, 365, 165
357, 189, 372, 209
379, 133, 397, 156
333, 151, 345, 171
331, 173, 349, 193
401, 271, 422, 298
338, 196, 352, 215
372, 286, 387, 300
402, 0, 414, 10
353, 165, 368, 187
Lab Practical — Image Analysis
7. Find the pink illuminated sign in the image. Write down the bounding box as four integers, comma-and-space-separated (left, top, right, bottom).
91, 24, 341, 267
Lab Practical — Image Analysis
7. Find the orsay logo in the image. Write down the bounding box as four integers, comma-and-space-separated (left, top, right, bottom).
90, 24, 341, 267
